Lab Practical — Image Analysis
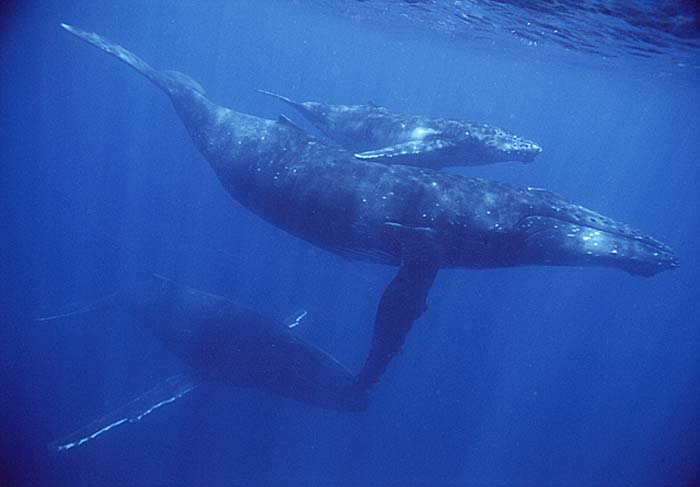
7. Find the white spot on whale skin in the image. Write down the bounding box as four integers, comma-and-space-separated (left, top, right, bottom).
410, 127, 438, 140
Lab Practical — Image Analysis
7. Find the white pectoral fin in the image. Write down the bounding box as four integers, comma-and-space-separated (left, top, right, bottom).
354, 139, 452, 161
49, 373, 201, 452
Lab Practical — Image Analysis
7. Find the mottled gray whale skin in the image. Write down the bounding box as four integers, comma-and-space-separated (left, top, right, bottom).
256, 89, 542, 167
61, 24, 678, 389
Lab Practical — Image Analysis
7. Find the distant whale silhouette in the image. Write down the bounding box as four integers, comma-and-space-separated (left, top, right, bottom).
61, 24, 678, 389
256, 89, 542, 167
42, 274, 366, 452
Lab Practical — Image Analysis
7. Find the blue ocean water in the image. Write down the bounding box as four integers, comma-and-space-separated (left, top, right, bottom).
1, 1, 698, 486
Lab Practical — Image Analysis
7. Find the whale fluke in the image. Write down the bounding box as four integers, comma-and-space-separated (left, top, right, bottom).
60, 23, 204, 96
61, 23, 162, 87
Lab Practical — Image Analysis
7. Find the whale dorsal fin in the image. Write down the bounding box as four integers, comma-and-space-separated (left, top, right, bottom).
354, 139, 452, 162
277, 114, 305, 133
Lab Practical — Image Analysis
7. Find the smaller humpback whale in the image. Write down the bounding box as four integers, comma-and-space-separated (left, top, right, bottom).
42, 274, 366, 452
256, 89, 542, 167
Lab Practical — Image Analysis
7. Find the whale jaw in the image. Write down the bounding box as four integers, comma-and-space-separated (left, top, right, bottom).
516, 215, 678, 276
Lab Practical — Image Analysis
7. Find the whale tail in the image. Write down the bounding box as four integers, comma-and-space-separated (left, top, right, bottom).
60, 23, 204, 96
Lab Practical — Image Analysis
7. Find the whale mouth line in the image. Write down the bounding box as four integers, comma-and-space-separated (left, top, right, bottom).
521, 212, 672, 254
517, 214, 679, 274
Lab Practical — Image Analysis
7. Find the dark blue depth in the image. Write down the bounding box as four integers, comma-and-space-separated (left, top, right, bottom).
1, 2, 698, 486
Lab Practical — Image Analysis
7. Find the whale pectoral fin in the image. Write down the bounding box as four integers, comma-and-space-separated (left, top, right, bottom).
49, 373, 201, 452
354, 139, 452, 162
276, 114, 306, 134
354, 223, 440, 390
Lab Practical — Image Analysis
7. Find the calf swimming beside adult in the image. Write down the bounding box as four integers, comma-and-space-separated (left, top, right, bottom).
61, 24, 678, 389
256, 89, 542, 167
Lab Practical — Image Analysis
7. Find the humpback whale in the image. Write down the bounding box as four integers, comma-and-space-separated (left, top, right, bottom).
61, 24, 678, 389
256, 89, 542, 167
42, 274, 366, 452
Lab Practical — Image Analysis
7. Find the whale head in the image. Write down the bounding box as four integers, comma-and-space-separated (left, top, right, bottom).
515, 215, 678, 276
508, 188, 678, 276
458, 124, 542, 164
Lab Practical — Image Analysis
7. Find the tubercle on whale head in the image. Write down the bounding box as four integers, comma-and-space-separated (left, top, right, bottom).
494, 137, 542, 163
517, 141, 542, 163
514, 215, 678, 276
461, 124, 543, 163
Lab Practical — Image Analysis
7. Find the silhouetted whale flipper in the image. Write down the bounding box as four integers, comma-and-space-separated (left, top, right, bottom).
355, 223, 439, 389
49, 373, 200, 452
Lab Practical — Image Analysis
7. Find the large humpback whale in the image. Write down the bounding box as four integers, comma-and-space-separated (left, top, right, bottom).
61, 24, 678, 389
256, 89, 542, 167
42, 274, 366, 452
